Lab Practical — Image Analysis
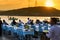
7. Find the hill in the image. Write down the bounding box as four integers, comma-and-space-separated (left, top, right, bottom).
0, 6, 60, 16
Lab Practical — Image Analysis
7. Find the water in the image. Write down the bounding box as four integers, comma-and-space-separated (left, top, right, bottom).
0, 16, 54, 24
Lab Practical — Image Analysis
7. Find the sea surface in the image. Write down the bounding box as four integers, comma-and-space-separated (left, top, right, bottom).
0, 16, 59, 24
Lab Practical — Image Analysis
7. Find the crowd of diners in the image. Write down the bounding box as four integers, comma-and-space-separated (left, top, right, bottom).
2, 18, 50, 26
0, 17, 60, 40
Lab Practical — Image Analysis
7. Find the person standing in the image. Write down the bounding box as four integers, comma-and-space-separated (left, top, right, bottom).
46, 18, 60, 40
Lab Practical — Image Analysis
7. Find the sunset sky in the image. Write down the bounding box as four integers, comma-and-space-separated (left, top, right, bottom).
0, 0, 60, 11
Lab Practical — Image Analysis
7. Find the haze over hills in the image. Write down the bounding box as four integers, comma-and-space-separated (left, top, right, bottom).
0, 6, 60, 16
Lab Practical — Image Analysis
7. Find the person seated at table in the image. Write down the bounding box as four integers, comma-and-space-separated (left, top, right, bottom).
35, 19, 41, 31
35, 19, 42, 24
27, 18, 31, 24
30, 20, 34, 25
3, 20, 8, 25
43, 19, 49, 24
18, 20, 24, 26
11, 20, 17, 26
46, 18, 60, 40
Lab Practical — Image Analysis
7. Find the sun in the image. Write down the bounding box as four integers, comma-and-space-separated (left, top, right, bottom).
45, 0, 54, 7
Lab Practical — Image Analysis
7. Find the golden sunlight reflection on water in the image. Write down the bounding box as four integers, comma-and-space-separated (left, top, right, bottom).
0, 16, 59, 24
